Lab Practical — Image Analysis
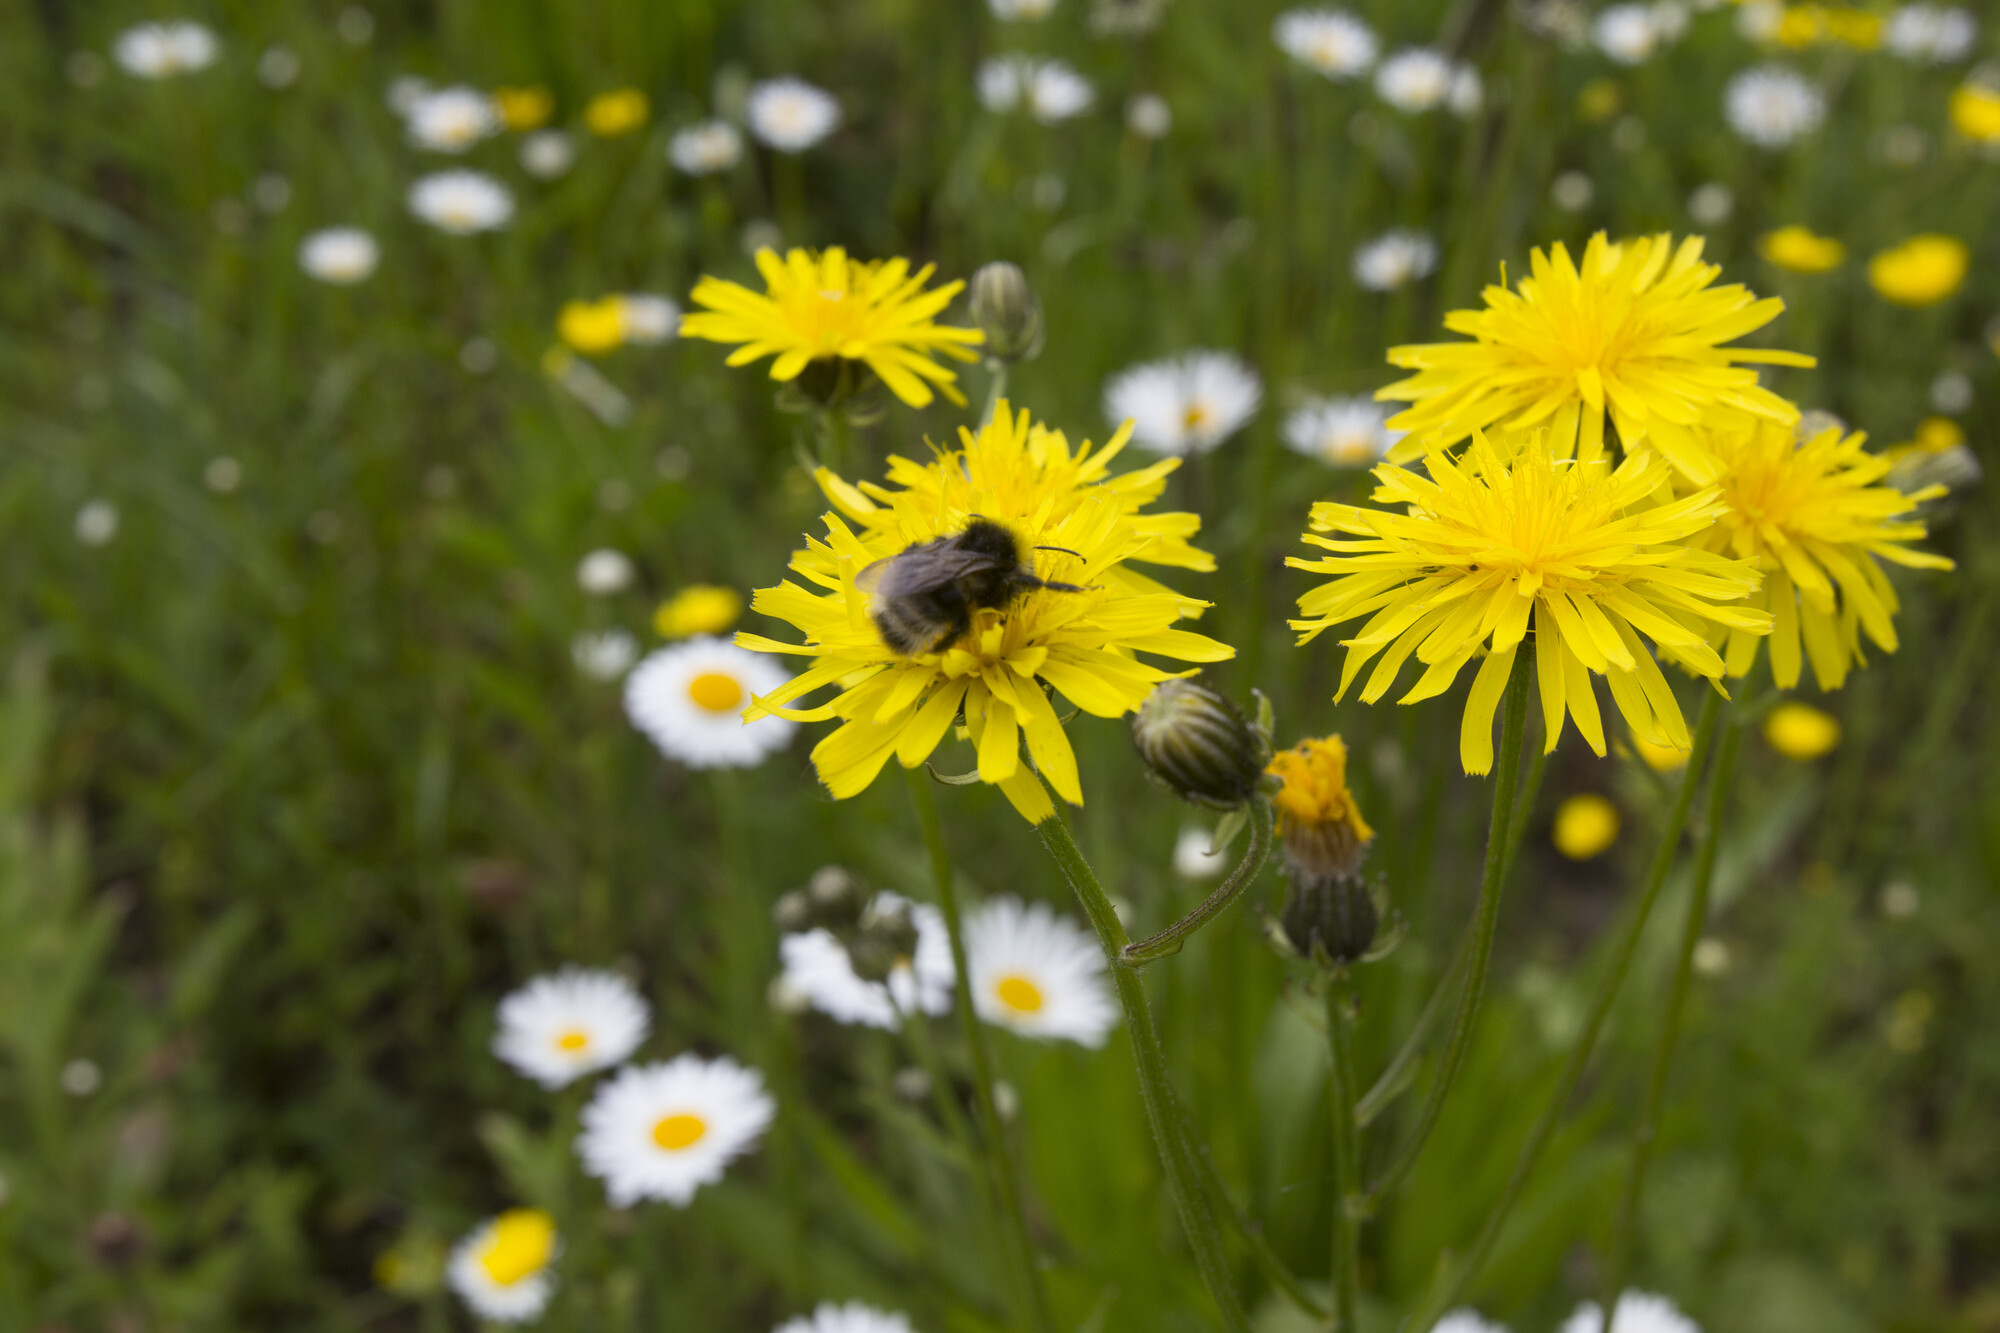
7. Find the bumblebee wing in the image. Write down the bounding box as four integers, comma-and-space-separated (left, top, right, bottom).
859, 546, 1011, 596
855, 556, 895, 593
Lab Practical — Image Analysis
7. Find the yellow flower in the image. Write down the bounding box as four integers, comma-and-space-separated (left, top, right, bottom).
1378, 232, 1815, 484
656, 585, 745, 639
1824, 9, 1880, 49
1868, 235, 1969, 307
1267, 736, 1374, 876
494, 85, 553, 131
1290, 433, 1774, 775
1693, 419, 1953, 691
585, 87, 649, 136
1775, 5, 1825, 48
1951, 84, 2000, 143
478, 1209, 556, 1285
1630, 734, 1689, 771
1758, 225, 1846, 274
559, 298, 627, 355
1764, 700, 1839, 759
739, 403, 1230, 823
1552, 793, 1619, 859
1577, 78, 1621, 123
681, 248, 985, 409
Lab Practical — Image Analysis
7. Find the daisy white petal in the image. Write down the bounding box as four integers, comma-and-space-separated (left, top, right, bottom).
624, 637, 797, 769
446, 1209, 559, 1324
493, 966, 651, 1089
775, 1303, 918, 1333
965, 897, 1117, 1047
577, 1056, 776, 1207
408, 170, 514, 234
1103, 350, 1261, 456
779, 892, 955, 1030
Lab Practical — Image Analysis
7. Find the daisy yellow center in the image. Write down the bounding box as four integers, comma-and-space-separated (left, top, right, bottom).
478, 1209, 555, 1287
687, 671, 745, 713
651, 1112, 708, 1151
994, 974, 1045, 1013
555, 1029, 590, 1052
1181, 403, 1211, 433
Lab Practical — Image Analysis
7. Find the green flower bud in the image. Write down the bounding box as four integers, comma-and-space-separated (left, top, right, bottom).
1279, 869, 1379, 968
969, 261, 1045, 363
803, 865, 866, 932
847, 899, 919, 984
1130, 678, 1270, 810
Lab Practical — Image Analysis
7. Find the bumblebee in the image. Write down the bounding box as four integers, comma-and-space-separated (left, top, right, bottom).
858, 517, 1088, 656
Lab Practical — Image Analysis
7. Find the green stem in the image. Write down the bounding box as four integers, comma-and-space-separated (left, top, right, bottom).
1403, 689, 1725, 1331
1327, 976, 1363, 1332
1123, 799, 1274, 965
980, 359, 1010, 427
1600, 706, 1741, 1329
906, 771, 1057, 1333
1365, 641, 1534, 1206
1036, 811, 1251, 1333
1187, 1133, 1331, 1322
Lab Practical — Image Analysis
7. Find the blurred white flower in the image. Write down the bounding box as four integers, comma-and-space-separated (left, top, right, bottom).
1687, 181, 1734, 226
746, 77, 841, 152
385, 75, 430, 114
1434, 1313, 1510, 1333
74, 500, 119, 546
447, 1210, 558, 1324
617, 294, 680, 345
1594, 4, 1662, 63
775, 1303, 918, 1333
1551, 169, 1595, 211
778, 892, 955, 1030
1931, 369, 1973, 413
252, 173, 292, 213
669, 119, 744, 175
204, 456, 242, 493
494, 967, 651, 1089
965, 897, 1117, 1047
577, 549, 635, 595
1691, 937, 1732, 975
1352, 228, 1439, 290
979, 56, 1095, 123
1127, 92, 1172, 137
577, 1056, 776, 1207
1283, 395, 1402, 465
520, 129, 576, 179
1725, 65, 1826, 148
1273, 9, 1379, 79
406, 85, 501, 152
257, 45, 300, 88
1735, 1, 1784, 42
989, 0, 1058, 17
1560, 1292, 1700, 1333
1651, 0, 1691, 40
1885, 5, 1977, 62
114, 21, 218, 79
1173, 826, 1227, 879
408, 170, 514, 234
60, 1058, 102, 1095
298, 228, 379, 284
1447, 65, 1483, 116
1104, 350, 1262, 455
624, 637, 796, 769
572, 629, 640, 681
1375, 48, 1453, 111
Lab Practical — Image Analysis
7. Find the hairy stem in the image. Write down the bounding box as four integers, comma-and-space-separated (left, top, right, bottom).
1327, 976, 1363, 1331
1124, 799, 1275, 965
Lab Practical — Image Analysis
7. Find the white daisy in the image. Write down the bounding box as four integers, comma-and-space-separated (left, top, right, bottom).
1352, 228, 1439, 291
964, 897, 1117, 1047
1103, 350, 1262, 456
113, 22, 218, 79
1884, 5, 1977, 62
616, 294, 680, 345
623, 637, 796, 769
405, 85, 500, 153
1126, 92, 1172, 137
1560, 1292, 1700, 1333
1687, 180, 1734, 226
978, 57, 1095, 123
1173, 825, 1227, 879
669, 119, 745, 174
1724, 66, 1825, 149
572, 629, 640, 681
493, 966, 651, 1089
446, 1208, 559, 1324
1374, 48, 1453, 111
521, 129, 577, 179
1434, 1312, 1509, 1333
298, 228, 379, 285
778, 892, 955, 1030
1593, 4, 1662, 64
776, 1302, 918, 1333
407, 170, 514, 234
577, 1055, 776, 1207
577, 548, 635, 595
989, 0, 1058, 17
746, 78, 841, 152
1282, 394, 1402, 465
1273, 9, 1379, 80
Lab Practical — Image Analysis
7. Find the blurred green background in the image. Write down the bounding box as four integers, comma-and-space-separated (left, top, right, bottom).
2, 0, 1996, 1329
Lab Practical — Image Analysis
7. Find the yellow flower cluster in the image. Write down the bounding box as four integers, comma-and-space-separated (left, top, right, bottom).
1770, 4, 1882, 50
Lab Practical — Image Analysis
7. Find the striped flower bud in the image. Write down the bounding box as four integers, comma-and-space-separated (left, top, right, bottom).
1130, 678, 1269, 810
968, 261, 1045, 363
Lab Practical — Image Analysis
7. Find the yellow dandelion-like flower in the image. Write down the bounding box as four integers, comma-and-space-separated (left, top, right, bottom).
585, 88, 649, 137
1377, 232, 1816, 484
1764, 700, 1839, 759
559, 298, 627, 355
739, 402, 1231, 823
1758, 225, 1846, 274
1692, 419, 1953, 691
494, 86, 554, 131
1266, 736, 1374, 876
1867, 235, 1969, 308
655, 585, 744, 639
1552, 792, 1620, 859
1290, 433, 1775, 775
680, 248, 985, 408
1951, 84, 2000, 143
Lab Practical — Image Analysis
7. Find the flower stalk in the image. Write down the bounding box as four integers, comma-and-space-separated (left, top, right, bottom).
1123, 798, 1275, 965
1326, 973, 1363, 1332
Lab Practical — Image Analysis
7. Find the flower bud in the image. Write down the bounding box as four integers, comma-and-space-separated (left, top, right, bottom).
968, 261, 1045, 363
1267, 736, 1373, 878
803, 865, 866, 932
847, 899, 920, 983
1131, 678, 1270, 810
1279, 870, 1379, 967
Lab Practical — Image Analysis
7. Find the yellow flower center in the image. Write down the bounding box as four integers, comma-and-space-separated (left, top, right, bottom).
477, 1209, 555, 1287
651, 1112, 708, 1151
555, 1029, 590, 1052
686, 671, 745, 713
994, 975, 1046, 1013
1181, 403, 1212, 433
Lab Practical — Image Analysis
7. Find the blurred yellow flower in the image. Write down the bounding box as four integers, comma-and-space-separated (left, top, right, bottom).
1695, 419, 1953, 691
1774, 6, 1825, 47
477, 1209, 555, 1285
1951, 84, 2000, 143
1267, 736, 1374, 876
1552, 793, 1619, 860
1758, 225, 1845, 273
1630, 734, 1689, 771
1577, 78, 1621, 123
1868, 235, 1969, 307
1764, 701, 1839, 759
682, 247, 985, 408
559, 298, 627, 355
1914, 416, 1965, 451
1379, 232, 1815, 484
494, 85, 553, 130
1290, 433, 1772, 775
1824, 9, 1880, 48
656, 585, 744, 639
740, 403, 1228, 823
1774, 4, 1878, 48
586, 88, 649, 136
